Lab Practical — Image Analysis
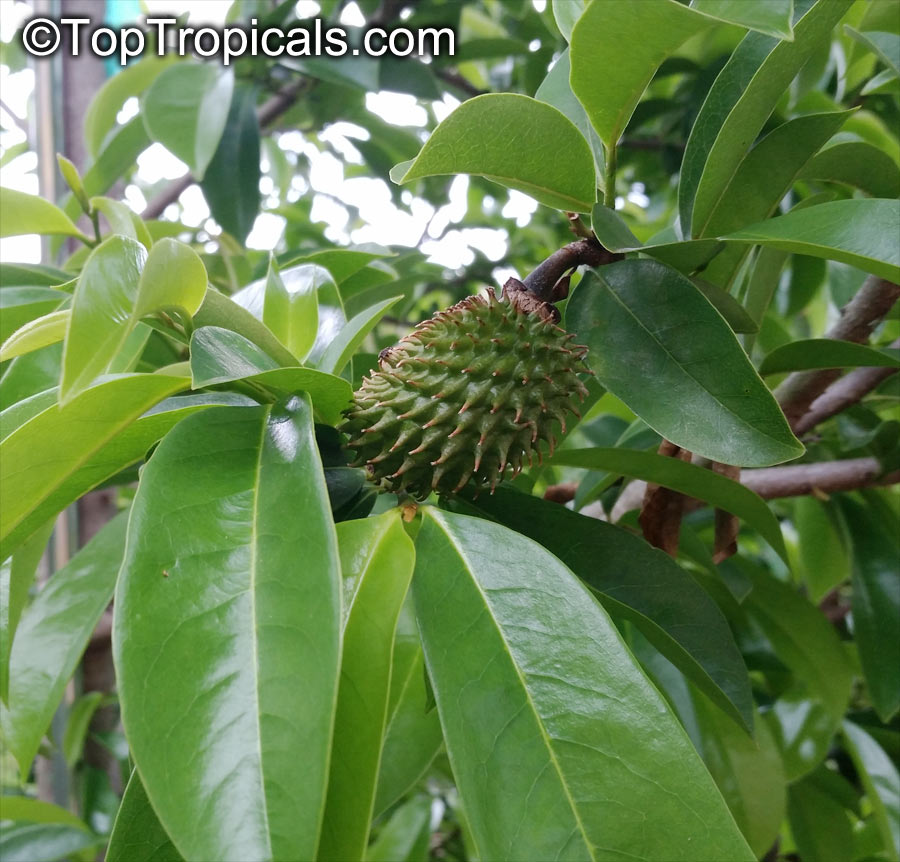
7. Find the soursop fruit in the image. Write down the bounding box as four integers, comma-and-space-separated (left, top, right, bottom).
342, 279, 590, 499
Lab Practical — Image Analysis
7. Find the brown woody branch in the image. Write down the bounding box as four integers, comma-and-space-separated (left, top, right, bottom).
523, 238, 622, 302
777, 276, 900, 428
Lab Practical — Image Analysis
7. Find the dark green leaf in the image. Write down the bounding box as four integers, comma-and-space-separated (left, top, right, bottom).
113, 399, 341, 861
794, 497, 849, 603
568, 262, 803, 467
787, 772, 855, 862
691, 0, 794, 39
106, 771, 183, 862
760, 339, 900, 375
798, 141, 900, 198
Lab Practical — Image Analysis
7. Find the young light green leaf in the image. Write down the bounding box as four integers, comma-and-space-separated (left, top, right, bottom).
691, 0, 794, 40
550, 447, 789, 562
114, 399, 341, 862
142, 64, 234, 179
413, 507, 754, 862
798, 141, 900, 198
0, 286, 68, 344
723, 198, 900, 282
842, 721, 900, 860
0, 373, 193, 561
0, 797, 92, 830
317, 295, 402, 376
262, 259, 320, 361
760, 339, 900, 375
841, 498, 900, 722
200, 83, 261, 245
189, 326, 351, 424
0, 188, 89, 241
679, 0, 853, 236
62, 236, 207, 401
57, 155, 90, 214
107, 770, 184, 862
90, 197, 153, 248
567, 262, 804, 467
391, 94, 596, 212
570, 0, 713, 149
845, 27, 900, 77
455, 486, 754, 732
0, 309, 69, 362
319, 513, 416, 862
1, 513, 127, 775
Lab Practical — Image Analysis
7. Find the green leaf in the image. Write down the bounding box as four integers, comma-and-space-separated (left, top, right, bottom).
413, 507, 754, 862
568, 262, 803, 467
0, 286, 68, 345
262, 259, 320, 361
0, 188, 88, 241
0, 519, 53, 702
794, 497, 850, 603
590, 205, 723, 273
842, 721, 900, 861
742, 569, 853, 779
699, 110, 854, 285
0, 310, 69, 362
845, 27, 900, 77
84, 56, 174, 158
193, 287, 298, 368
0, 343, 62, 412
365, 796, 432, 862
189, 326, 351, 424
61, 236, 207, 401
0, 824, 97, 862
760, 339, 900, 375
0, 798, 90, 830
798, 141, 900, 198
692, 280, 759, 333
90, 197, 152, 248
317, 296, 402, 376
200, 83, 261, 245
0, 513, 127, 775
57, 155, 90, 214
787, 772, 855, 862
392, 94, 596, 212
570, 0, 713, 149
62, 691, 106, 767
141, 64, 234, 179
107, 771, 183, 862
679, 0, 853, 236
841, 498, 900, 722
113, 399, 341, 862
319, 512, 416, 862
372, 598, 443, 819
454, 486, 754, 733
551, 447, 789, 561
551, 0, 585, 41
691, 0, 794, 39
722, 198, 900, 282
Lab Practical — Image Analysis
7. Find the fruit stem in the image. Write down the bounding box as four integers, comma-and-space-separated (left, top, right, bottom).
522, 238, 622, 302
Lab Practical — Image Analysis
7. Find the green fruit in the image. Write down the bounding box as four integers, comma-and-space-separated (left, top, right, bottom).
342, 282, 590, 498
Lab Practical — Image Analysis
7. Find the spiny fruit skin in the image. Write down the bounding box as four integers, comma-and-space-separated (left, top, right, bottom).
342, 284, 590, 499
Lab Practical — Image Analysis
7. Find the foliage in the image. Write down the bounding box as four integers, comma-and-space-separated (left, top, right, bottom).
1, 1, 899, 860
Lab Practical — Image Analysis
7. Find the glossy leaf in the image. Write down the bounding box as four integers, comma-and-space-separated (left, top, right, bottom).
798, 141, 900, 198
0, 823, 97, 862
262, 259, 319, 361
842, 721, 900, 860
201, 83, 261, 245
787, 772, 855, 862
319, 513, 416, 862
794, 497, 849, 603
365, 796, 431, 862
0, 373, 190, 560
113, 399, 341, 862
550, 447, 789, 561
567, 262, 803, 467
317, 295, 402, 376
391, 94, 596, 212
1, 513, 127, 775
62, 237, 206, 401
845, 27, 900, 76
760, 339, 900, 375
679, 0, 853, 235
551, 0, 585, 41
413, 507, 754, 862
0, 309, 69, 361
0, 343, 62, 412
106, 771, 183, 862
0, 286, 68, 345
743, 569, 853, 779
691, 0, 794, 39
141, 64, 234, 179
570, 0, 713, 149
723, 198, 900, 282
372, 598, 443, 818
699, 110, 853, 285
455, 486, 754, 733
842, 498, 900, 722
189, 326, 352, 424
90, 197, 152, 248
0, 188, 88, 240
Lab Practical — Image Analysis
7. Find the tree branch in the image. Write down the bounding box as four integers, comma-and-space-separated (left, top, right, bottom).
776, 276, 900, 427
522, 238, 622, 302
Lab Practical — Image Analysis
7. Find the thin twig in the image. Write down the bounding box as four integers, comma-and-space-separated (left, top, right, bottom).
522, 238, 622, 302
